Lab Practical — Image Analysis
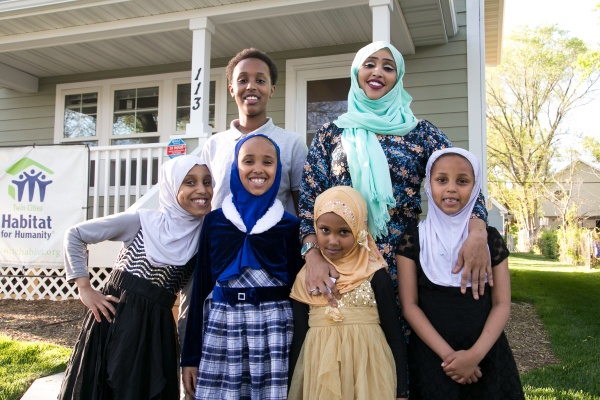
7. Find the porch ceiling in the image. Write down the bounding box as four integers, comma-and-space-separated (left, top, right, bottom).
0, 0, 503, 90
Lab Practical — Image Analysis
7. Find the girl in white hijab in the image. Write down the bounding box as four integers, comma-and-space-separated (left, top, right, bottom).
395, 148, 524, 400
59, 155, 213, 400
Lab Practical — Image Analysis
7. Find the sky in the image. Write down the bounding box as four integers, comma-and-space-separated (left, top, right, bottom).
501, 0, 600, 152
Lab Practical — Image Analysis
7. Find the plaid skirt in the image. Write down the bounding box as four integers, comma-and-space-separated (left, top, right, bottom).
195, 297, 294, 400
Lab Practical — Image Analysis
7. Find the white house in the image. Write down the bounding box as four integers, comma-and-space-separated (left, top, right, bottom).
488, 197, 510, 236
0, 0, 504, 299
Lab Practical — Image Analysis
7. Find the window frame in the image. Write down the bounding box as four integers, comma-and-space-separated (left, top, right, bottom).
54, 69, 227, 146
109, 80, 162, 144
57, 86, 103, 145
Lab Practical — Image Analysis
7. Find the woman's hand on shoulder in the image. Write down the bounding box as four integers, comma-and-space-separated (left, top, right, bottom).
75, 277, 118, 323
453, 218, 491, 299
304, 241, 340, 307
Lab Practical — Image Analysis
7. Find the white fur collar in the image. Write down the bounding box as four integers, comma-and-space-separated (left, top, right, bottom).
222, 194, 284, 234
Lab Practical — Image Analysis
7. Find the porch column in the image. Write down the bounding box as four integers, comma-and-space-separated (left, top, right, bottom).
187, 17, 215, 138
370, 0, 393, 42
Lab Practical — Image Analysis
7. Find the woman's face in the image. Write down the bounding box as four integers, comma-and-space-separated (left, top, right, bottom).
177, 164, 213, 217
357, 48, 397, 100
237, 136, 278, 196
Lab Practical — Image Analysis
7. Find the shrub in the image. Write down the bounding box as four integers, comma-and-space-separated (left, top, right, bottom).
537, 228, 558, 260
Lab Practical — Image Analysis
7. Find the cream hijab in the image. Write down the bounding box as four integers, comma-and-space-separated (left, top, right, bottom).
419, 148, 483, 287
138, 155, 208, 267
290, 186, 386, 306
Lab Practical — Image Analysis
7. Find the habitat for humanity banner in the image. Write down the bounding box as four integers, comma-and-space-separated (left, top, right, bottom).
0, 145, 88, 267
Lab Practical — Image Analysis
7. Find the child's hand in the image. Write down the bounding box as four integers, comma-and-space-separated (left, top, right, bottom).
441, 350, 482, 384
76, 278, 118, 323
466, 368, 483, 384
182, 366, 198, 396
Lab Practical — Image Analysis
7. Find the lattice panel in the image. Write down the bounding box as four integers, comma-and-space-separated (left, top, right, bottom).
0, 266, 112, 301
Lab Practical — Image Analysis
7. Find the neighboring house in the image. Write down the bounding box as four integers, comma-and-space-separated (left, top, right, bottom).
488, 197, 511, 236
540, 159, 600, 229
0, 0, 504, 299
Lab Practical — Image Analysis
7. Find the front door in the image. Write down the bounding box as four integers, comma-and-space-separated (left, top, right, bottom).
285, 53, 355, 147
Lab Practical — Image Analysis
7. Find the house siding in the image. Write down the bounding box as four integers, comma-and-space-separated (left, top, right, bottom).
405, 13, 470, 149
0, 83, 56, 146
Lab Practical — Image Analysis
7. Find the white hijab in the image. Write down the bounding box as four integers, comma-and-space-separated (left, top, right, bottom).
418, 148, 483, 287
139, 155, 207, 267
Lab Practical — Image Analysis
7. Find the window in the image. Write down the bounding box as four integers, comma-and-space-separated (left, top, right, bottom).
63, 92, 99, 145
112, 86, 160, 145
55, 70, 226, 146
306, 78, 350, 145
554, 190, 570, 200
176, 81, 216, 131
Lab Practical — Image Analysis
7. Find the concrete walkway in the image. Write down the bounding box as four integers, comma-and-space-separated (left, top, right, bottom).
21, 371, 64, 400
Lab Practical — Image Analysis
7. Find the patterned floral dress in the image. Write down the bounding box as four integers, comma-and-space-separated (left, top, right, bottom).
299, 120, 488, 294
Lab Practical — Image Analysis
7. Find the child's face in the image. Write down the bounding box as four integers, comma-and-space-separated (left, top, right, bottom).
357, 48, 397, 100
228, 57, 275, 120
315, 212, 355, 261
429, 154, 475, 215
177, 164, 213, 217
237, 136, 278, 196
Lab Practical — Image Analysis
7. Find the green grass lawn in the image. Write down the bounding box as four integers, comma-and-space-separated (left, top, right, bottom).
0, 335, 70, 400
510, 253, 600, 399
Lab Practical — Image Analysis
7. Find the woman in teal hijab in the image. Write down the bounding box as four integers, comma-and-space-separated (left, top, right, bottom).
335, 41, 418, 240
298, 41, 491, 312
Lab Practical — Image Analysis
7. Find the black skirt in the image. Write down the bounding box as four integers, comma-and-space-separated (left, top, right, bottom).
408, 283, 524, 400
58, 269, 179, 400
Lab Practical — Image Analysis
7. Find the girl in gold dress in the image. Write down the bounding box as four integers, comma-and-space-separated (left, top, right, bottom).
289, 186, 408, 400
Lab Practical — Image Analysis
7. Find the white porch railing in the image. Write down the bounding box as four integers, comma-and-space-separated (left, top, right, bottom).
88, 143, 169, 218
88, 141, 205, 218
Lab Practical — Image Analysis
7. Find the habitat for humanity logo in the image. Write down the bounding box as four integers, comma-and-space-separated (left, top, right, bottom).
6, 157, 54, 203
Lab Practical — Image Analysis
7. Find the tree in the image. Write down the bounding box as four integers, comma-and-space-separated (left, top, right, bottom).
582, 136, 600, 163
486, 25, 600, 251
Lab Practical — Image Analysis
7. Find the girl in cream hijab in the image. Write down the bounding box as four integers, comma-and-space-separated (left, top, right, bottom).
289, 186, 408, 400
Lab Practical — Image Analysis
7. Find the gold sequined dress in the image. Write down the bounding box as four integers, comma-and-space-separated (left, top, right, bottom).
288, 270, 402, 400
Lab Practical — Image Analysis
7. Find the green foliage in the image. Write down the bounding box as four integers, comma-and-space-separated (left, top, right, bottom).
557, 225, 588, 265
0, 335, 70, 400
582, 136, 600, 164
510, 254, 600, 398
537, 228, 559, 259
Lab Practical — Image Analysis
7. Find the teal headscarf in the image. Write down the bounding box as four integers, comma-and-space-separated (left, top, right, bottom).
334, 41, 419, 240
